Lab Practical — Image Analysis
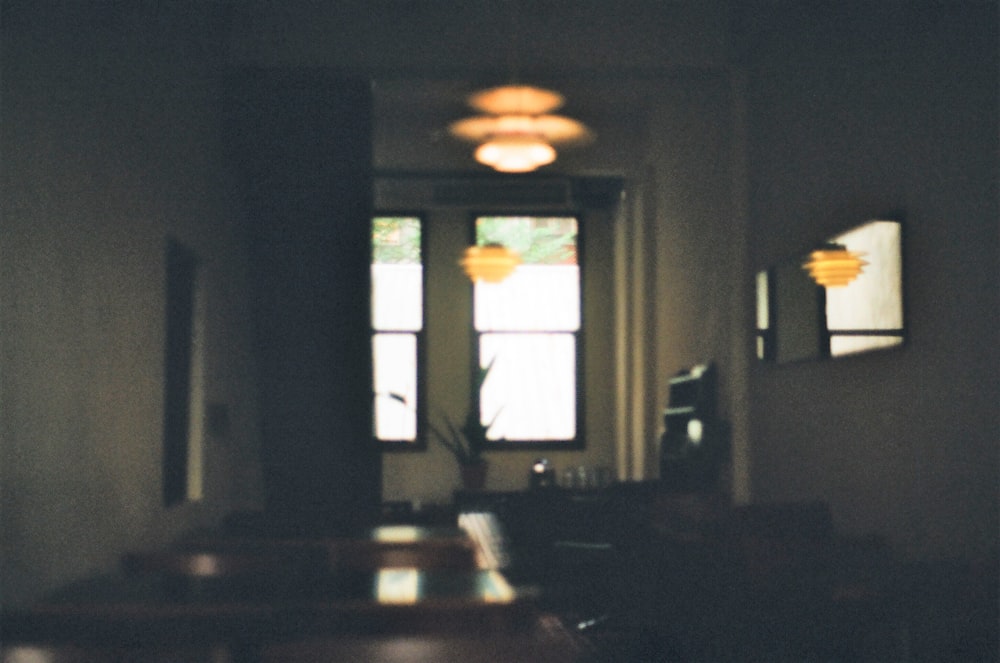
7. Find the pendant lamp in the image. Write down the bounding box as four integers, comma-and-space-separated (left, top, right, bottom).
448, 84, 592, 173
802, 244, 868, 287
448, 1, 593, 172
460, 243, 521, 283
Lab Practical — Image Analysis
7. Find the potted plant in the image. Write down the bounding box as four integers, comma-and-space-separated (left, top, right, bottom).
379, 360, 501, 491
426, 411, 490, 491
426, 358, 501, 491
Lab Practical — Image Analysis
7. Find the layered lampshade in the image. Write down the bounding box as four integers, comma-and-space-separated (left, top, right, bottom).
802, 244, 868, 287
448, 85, 592, 173
459, 243, 521, 283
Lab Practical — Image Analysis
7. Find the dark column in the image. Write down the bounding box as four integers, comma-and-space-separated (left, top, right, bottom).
227, 68, 379, 534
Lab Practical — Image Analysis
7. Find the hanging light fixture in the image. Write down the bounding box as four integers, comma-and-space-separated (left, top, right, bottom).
460, 243, 521, 283
475, 137, 557, 173
802, 243, 868, 287
448, 84, 593, 173
446, 2, 591, 172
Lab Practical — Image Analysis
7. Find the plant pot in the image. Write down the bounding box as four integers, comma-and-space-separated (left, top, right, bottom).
459, 462, 488, 492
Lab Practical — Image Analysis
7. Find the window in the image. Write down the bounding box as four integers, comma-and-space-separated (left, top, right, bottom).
372, 212, 582, 450
371, 215, 423, 447
473, 215, 581, 447
824, 220, 904, 357
755, 218, 904, 363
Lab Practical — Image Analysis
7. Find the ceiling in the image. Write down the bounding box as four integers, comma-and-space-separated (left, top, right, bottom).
229, 0, 735, 174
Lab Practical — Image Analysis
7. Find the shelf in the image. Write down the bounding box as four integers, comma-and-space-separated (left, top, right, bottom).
664, 406, 696, 416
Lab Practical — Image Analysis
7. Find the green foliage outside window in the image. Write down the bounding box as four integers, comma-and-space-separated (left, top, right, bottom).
372, 216, 421, 264
476, 216, 577, 265
372, 215, 576, 266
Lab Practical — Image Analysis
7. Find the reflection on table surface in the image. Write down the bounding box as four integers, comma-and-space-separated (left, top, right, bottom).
367, 525, 467, 542
174, 524, 480, 571
33, 567, 517, 610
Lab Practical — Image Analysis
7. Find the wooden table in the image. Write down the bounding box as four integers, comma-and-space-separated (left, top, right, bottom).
2, 524, 530, 661
2, 566, 531, 649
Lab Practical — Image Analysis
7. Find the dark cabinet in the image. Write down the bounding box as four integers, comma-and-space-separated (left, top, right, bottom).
659, 363, 727, 492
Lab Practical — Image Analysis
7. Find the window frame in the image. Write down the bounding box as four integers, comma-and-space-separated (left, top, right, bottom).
372, 211, 428, 452
469, 210, 586, 452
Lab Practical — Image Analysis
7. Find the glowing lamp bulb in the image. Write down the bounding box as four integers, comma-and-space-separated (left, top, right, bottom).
460, 244, 521, 283
474, 138, 556, 173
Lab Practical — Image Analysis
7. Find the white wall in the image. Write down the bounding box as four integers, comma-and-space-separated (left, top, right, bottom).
642, 72, 749, 499
0, 3, 262, 606
741, 1, 998, 562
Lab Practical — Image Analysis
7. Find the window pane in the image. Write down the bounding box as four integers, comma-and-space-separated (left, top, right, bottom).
373, 333, 416, 441
826, 221, 903, 330
826, 220, 903, 358
477, 216, 578, 266
372, 263, 423, 331
830, 334, 902, 357
755, 270, 771, 360
475, 266, 580, 331
372, 216, 421, 445
480, 333, 576, 441
474, 216, 579, 331
473, 216, 579, 444
372, 216, 422, 331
